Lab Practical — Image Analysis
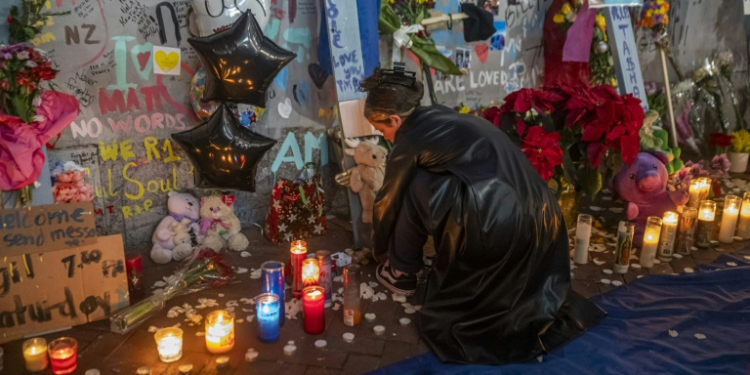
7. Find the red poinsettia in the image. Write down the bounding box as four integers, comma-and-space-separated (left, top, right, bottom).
482, 106, 501, 128
499, 88, 564, 135
521, 126, 563, 182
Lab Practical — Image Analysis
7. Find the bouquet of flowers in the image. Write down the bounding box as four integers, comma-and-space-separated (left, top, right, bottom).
0, 44, 58, 123
379, 0, 460, 76
485, 81, 644, 197
110, 249, 233, 334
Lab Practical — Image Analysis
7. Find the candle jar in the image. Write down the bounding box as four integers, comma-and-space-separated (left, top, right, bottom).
573, 214, 593, 265
696, 200, 717, 248
256, 293, 280, 343
674, 207, 698, 255
316, 250, 333, 308
302, 286, 326, 334
154, 327, 183, 363
687, 177, 712, 208
657, 211, 679, 262
23, 337, 48, 372
736, 192, 750, 238
301, 258, 320, 287
719, 195, 742, 243
291, 240, 307, 298
640, 217, 662, 268
206, 310, 235, 354
261, 261, 285, 326
343, 264, 361, 327
125, 253, 145, 302
47, 337, 77, 375
614, 221, 634, 274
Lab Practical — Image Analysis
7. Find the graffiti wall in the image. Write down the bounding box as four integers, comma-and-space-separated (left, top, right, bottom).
32, 0, 338, 249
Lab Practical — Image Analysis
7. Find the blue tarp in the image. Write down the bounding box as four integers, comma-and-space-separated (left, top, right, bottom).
371, 254, 750, 375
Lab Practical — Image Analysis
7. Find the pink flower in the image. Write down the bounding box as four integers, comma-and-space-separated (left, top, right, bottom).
16, 50, 29, 60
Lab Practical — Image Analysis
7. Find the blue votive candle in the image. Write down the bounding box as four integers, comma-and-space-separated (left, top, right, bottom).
261, 261, 285, 326
256, 293, 280, 343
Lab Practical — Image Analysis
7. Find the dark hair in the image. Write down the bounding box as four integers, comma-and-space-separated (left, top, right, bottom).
359, 67, 424, 120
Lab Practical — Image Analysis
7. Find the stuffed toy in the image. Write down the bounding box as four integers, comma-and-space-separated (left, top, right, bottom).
51, 161, 95, 203
151, 192, 202, 264
344, 137, 388, 224
639, 110, 684, 174
200, 194, 249, 252
612, 152, 689, 247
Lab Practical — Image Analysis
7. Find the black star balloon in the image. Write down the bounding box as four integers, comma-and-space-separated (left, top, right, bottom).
188, 11, 296, 107
172, 103, 276, 192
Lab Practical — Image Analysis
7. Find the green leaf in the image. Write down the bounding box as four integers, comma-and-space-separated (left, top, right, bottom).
577, 167, 602, 198
409, 37, 461, 75
379, 4, 401, 34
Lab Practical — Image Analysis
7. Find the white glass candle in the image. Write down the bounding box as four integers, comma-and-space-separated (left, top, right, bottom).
614, 221, 634, 274
736, 192, 750, 238
696, 200, 716, 248
574, 214, 593, 264
640, 216, 662, 268
155, 327, 183, 363
687, 177, 712, 208
23, 338, 48, 372
657, 211, 678, 262
719, 195, 742, 243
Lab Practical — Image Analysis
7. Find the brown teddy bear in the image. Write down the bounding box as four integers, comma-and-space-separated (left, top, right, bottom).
344, 137, 388, 224
199, 195, 249, 252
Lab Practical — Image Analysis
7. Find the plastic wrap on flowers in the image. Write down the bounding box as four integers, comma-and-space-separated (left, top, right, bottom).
0, 91, 79, 191
190, 67, 264, 128
110, 248, 233, 334
543, 0, 590, 87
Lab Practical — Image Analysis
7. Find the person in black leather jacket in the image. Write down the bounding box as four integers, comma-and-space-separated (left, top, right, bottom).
360, 67, 604, 365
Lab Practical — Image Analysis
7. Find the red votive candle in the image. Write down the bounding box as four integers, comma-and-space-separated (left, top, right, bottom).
47, 337, 77, 375
125, 253, 145, 301
290, 240, 307, 298
302, 286, 325, 334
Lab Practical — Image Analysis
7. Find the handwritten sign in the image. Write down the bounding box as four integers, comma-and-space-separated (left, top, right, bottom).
0, 235, 129, 343
323, 0, 367, 102
604, 6, 649, 111
1, 202, 97, 257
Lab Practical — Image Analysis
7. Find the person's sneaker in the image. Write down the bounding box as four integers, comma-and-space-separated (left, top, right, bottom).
376, 262, 417, 296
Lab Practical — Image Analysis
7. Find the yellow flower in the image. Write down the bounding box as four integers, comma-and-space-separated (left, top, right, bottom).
459, 105, 471, 114
646, 9, 654, 17
610, 78, 617, 87
595, 14, 606, 30
561, 3, 572, 14
553, 13, 565, 23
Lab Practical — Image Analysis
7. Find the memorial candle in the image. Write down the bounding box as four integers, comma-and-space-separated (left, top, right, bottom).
290, 240, 307, 298
256, 293, 280, 343
718, 195, 742, 243
614, 221, 634, 274
154, 327, 183, 363
206, 310, 234, 354
573, 214, 593, 264
302, 286, 325, 334
47, 338, 77, 375
657, 211, 678, 262
695, 200, 716, 248
316, 250, 333, 308
640, 216, 662, 268
301, 258, 320, 287
675, 207, 697, 255
23, 338, 48, 372
687, 177, 712, 208
261, 261, 285, 326
736, 192, 750, 238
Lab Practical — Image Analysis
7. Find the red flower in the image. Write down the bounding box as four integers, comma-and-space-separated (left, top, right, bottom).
6, 16, 11, 24
709, 133, 732, 147
482, 106, 501, 128
521, 126, 563, 182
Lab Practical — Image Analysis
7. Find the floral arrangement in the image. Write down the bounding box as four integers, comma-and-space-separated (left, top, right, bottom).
731, 130, 750, 154
639, 0, 670, 44
379, 0, 460, 75
708, 132, 733, 154
551, 0, 616, 88
0, 44, 58, 123
669, 155, 730, 197
487, 81, 643, 197
50, 161, 95, 203
8, 0, 68, 44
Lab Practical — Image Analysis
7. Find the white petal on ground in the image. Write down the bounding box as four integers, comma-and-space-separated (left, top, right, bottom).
668, 330, 679, 338
694, 333, 707, 340
602, 269, 613, 275
727, 262, 738, 267
611, 280, 623, 286
600, 279, 611, 285
684, 267, 694, 273
593, 258, 606, 266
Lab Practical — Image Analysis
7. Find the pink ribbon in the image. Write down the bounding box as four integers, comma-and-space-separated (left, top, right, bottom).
562, 1, 598, 63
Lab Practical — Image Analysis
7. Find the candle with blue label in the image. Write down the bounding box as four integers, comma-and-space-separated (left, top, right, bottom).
256, 293, 280, 343
261, 261, 285, 326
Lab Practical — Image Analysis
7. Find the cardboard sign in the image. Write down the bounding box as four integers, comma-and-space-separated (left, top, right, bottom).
339, 99, 381, 138
604, 6, 649, 111
0, 202, 97, 257
0, 235, 129, 343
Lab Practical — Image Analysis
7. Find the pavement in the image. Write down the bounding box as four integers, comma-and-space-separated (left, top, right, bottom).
2, 181, 748, 375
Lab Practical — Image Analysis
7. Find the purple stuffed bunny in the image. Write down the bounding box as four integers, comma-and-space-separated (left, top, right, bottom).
612, 152, 689, 247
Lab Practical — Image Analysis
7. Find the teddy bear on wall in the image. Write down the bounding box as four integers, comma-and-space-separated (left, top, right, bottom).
612, 152, 689, 247
151, 192, 202, 264
200, 195, 249, 252
344, 137, 388, 224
